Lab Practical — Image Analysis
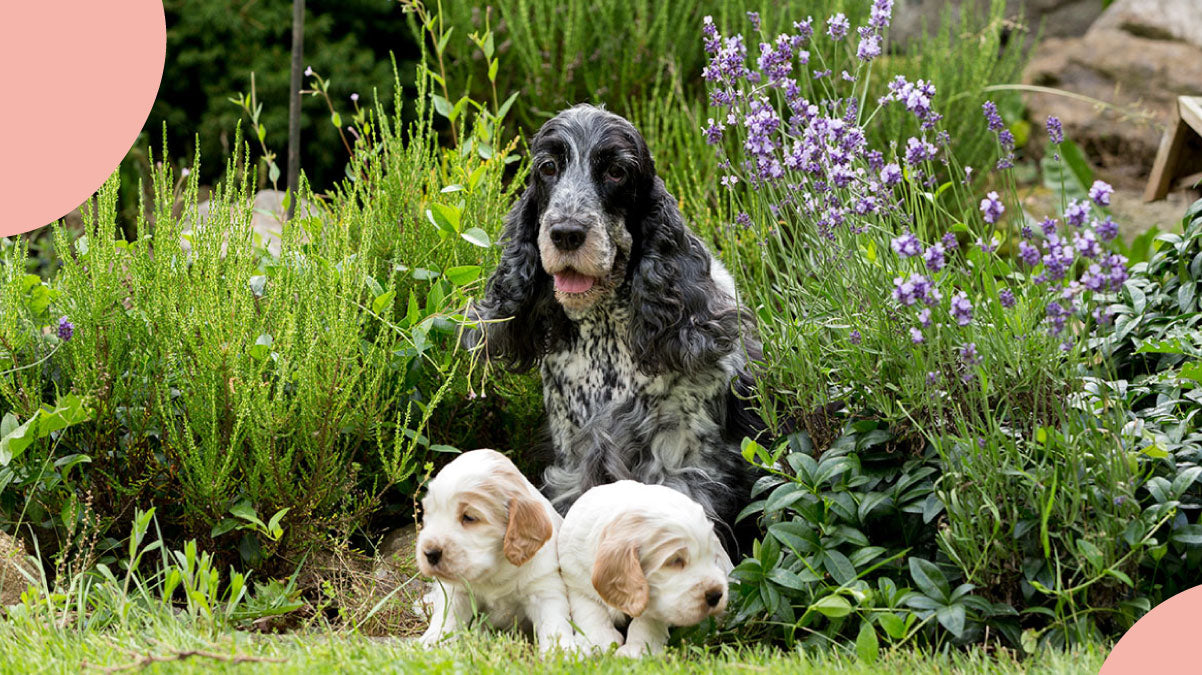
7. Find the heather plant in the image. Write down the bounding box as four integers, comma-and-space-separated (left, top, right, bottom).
0, 58, 522, 572
701, 4, 1154, 647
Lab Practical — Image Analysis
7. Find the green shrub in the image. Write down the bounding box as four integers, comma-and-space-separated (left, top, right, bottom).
0, 64, 522, 571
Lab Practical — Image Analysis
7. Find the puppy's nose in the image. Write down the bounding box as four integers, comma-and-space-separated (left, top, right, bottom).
549, 222, 588, 252
424, 548, 442, 566
705, 588, 724, 608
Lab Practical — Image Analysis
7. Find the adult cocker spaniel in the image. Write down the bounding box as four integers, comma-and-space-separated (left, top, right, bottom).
467, 104, 764, 553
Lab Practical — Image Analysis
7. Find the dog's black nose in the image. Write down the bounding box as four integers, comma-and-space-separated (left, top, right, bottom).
424, 548, 442, 566
549, 222, 588, 252
705, 589, 723, 607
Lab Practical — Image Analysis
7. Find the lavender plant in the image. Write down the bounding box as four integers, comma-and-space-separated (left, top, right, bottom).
702, 4, 1127, 436
704, 4, 1152, 649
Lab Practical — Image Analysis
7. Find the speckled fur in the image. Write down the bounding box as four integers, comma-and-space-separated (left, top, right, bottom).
467, 105, 765, 555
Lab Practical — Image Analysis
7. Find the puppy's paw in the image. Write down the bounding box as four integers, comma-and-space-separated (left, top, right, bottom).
614, 642, 647, 658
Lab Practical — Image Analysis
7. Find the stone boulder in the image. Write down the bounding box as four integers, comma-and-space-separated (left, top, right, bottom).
1022, 20, 1202, 186
1091, 0, 1202, 50
890, 0, 1104, 46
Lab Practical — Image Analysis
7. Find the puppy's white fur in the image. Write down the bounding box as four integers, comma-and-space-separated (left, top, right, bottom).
416, 449, 573, 652
558, 481, 732, 657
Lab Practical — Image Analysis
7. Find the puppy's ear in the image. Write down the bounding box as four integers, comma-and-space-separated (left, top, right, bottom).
503, 495, 553, 566
591, 517, 649, 617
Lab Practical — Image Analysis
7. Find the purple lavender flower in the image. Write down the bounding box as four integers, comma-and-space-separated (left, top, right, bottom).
1064, 199, 1091, 227
1018, 240, 1041, 266
704, 118, 724, 145
923, 243, 946, 271
1073, 229, 1102, 259
857, 34, 882, 61
1046, 302, 1068, 336
893, 275, 919, 306
850, 329, 862, 345
904, 137, 937, 166
918, 308, 932, 327
1097, 216, 1119, 241
746, 11, 761, 30
891, 232, 923, 258
888, 77, 939, 128
999, 288, 1016, 308
977, 237, 997, 254
1089, 180, 1113, 207
926, 371, 939, 385
1040, 217, 1059, 237
959, 342, 982, 366
735, 212, 752, 229
941, 232, 959, 250
871, 0, 895, 29
57, 316, 74, 342
827, 13, 849, 40
982, 101, 1004, 132
881, 163, 902, 185
1020, 224, 1034, 239
910, 327, 925, 344
794, 18, 814, 41
979, 191, 1005, 224
951, 292, 974, 326
1046, 116, 1063, 144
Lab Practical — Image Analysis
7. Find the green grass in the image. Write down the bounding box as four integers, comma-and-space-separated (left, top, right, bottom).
0, 621, 1109, 674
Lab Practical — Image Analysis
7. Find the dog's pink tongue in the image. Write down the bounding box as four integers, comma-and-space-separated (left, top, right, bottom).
554, 270, 595, 294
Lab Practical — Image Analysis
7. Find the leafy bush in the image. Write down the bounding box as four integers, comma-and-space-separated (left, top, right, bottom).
0, 65, 521, 572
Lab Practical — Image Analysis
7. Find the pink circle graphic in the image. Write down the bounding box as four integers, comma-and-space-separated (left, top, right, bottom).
0, 1, 166, 236
1101, 585, 1202, 673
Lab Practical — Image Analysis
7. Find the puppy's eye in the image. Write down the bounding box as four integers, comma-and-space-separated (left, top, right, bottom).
460, 513, 477, 525
605, 165, 626, 184
539, 160, 558, 178
667, 556, 687, 569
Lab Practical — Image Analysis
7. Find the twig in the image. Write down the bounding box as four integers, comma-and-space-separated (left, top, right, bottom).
86, 649, 287, 673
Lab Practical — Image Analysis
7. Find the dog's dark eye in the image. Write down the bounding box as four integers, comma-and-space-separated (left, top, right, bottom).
605, 165, 626, 184
667, 555, 687, 569
461, 513, 477, 524
539, 160, 558, 178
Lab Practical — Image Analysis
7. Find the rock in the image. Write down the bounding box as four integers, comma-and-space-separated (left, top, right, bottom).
1022, 27, 1202, 184
186, 189, 316, 257
890, 0, 1104, 46
1091, 0, 1202, 50
0, 531, 34, 607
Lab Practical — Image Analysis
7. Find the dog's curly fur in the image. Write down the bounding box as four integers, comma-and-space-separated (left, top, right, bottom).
468, 104, 764, 554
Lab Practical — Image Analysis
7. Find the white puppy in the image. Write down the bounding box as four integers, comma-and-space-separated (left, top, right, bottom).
416, 449, 574, 653
558, 480, 732, 657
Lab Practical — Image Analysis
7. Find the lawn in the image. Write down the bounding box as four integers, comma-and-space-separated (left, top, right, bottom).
0, 626, 1109, 674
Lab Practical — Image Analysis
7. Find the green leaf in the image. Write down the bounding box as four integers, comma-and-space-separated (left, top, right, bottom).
1171, 524, 1202, 548
0, 413, 37, 466
427, 203, 461, 233
856, 622, 880, 663
824, 550, 857, 586
331, 112, 342, 129
250, 334, 274, 361
230, 501, 266, 529
372, 290, 396, 316
810, 594, 852, 618
211, 518, 241, 538
496, 92, 519, 123
461, 227, 491, 248
432, 94, 453, 119
936, 604, 967, 637
488, 57, 499, 83
878, 612, 906, 639
1181, 361, 1202, 383
430, 444, 460, 454
909, 558, 950, 600
444, 266, 482, 286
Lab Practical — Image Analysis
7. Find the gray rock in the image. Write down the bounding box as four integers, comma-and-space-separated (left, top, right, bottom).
1091, 0, 1202, 50
890, 0, 1104, 46
1022, 26, 1202, 180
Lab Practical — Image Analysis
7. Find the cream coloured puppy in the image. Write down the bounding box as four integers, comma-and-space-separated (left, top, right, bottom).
558, 480, 732, 657
416, 449, 574, 653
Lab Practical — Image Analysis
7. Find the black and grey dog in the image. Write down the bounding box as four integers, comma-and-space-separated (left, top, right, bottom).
467, 104, 764, 553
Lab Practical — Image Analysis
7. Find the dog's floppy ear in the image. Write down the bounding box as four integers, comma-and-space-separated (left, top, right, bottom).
591, 515, 649, 617
503, 494, 553, 566
627, 177, 740, 375
467, 184, 567, 373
